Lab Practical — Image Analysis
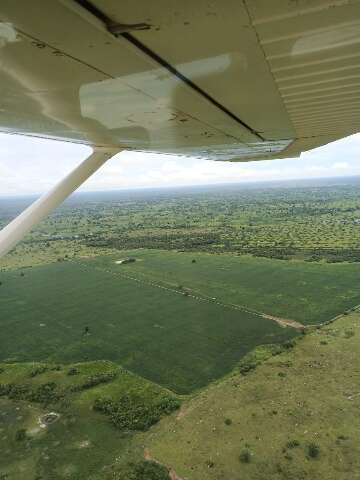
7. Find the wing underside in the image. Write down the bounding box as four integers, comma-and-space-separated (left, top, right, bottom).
0, 0, 360, 161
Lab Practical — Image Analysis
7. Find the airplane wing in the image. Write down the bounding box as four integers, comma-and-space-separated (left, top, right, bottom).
1, 0, 359, 162
1, 0, 360, 256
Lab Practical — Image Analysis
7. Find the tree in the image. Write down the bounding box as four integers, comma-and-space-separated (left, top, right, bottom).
15, 429, 27, 441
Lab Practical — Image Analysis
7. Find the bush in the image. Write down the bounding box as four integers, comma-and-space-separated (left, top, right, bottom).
29, 365, 48, 378
238, 362, 256, 375
286, 439, 300, 449
28, 382, 61, 405
94, 395, 180, 431
0, 384, 11, 397
224, 418, 232, 425
282, 339, 296, 350
307, 442, 320, 459
0, 382, 60, 405
239, 449, 251, 463
7, 384, 31, 400
71, 372, 117, 391
132, 460, 169, 480
67, 367, 79, 376
15, 429, 27, 442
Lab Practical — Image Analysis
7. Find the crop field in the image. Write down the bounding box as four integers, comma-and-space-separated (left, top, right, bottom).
0, 260, 295, 394
89, 249, 360, 324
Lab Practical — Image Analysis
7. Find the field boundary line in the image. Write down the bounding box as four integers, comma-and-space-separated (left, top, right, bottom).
71, 259, 305, 330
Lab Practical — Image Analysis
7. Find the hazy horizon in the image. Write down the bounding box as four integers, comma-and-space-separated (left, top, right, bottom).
0, 132, 360, 197
1, 174, 360, 201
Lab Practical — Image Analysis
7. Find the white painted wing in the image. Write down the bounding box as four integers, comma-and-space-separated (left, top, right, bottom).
0, 0, 359, 161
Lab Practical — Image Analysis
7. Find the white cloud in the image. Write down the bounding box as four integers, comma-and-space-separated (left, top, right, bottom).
0, 133, 360, 196
332, 161, 349, 169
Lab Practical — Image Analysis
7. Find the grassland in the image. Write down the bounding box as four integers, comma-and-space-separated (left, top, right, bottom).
0, 360, 178, 480
87, 249, 360, 324
140, 310, 360, 480
0, 259, 295, 394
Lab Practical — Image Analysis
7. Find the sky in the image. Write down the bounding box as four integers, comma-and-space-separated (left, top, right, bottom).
0, 132, 359, 196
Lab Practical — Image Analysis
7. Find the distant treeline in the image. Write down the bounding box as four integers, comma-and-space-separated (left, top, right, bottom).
85, 235, 360, 263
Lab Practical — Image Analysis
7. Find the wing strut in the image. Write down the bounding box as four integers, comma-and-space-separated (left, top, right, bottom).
0, 146, 121, 258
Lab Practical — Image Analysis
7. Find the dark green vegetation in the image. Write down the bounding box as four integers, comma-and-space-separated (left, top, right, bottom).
0, 361, 178, 479
0, 260, 296, 393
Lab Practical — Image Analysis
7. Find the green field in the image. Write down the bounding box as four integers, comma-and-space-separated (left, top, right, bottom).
89, 250, 360, 324
1, 249, 360, 394
0, 259, 295, 394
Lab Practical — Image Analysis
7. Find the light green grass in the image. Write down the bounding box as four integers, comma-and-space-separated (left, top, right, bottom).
141, 311, 360, 480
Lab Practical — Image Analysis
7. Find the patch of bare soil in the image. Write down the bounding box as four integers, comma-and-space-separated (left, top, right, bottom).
261, 313, 305, 330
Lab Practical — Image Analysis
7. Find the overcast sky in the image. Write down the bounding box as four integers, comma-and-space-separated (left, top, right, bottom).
0, 132, 359, 197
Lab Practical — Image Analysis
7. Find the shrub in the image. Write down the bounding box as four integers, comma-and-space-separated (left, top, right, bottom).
67, 367, 79, 376
286, 439, 300, 449
224, 418, 232, 425
132, 460, 169, 480
0, 382, 61, 405
28, 382, 61, 405
238, 362, 256, 375
282, 339, 296, 350
7, 384, 31, 400
239, 449, 251, 463
0, 384, 11, 397
29, 365, 48, 378
94, 395, 180, 431
15, 429, 27, 442
307, 442, 320, 459
71, 372, 117, 391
